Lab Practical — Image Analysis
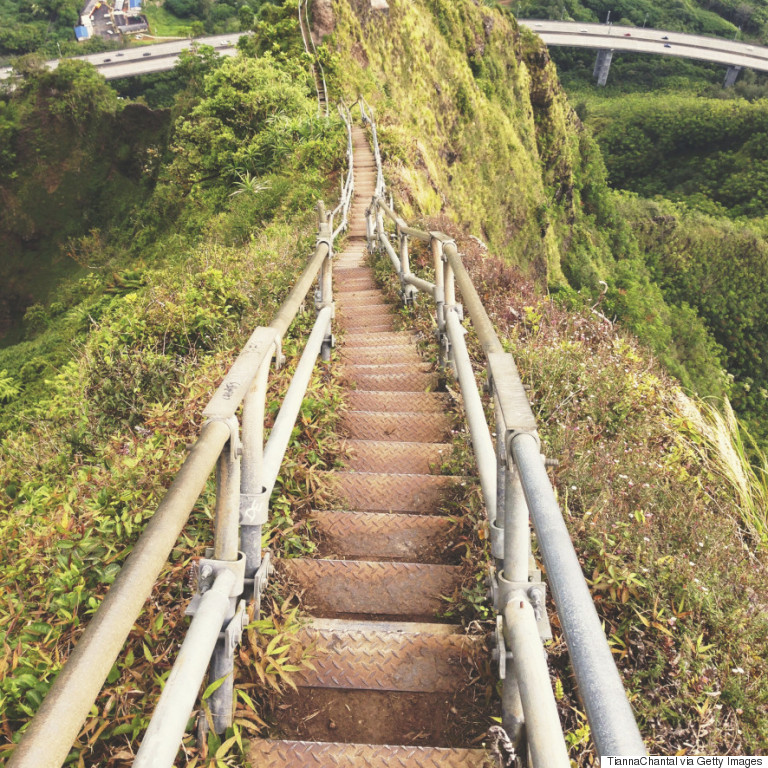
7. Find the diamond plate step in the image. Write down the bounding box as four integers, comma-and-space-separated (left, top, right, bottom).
336, 267, 375, 280
338, 314, 396, 331
343, 331, 415, 347
336, 291, 384, 307
341, 412, 451, 443
340, 346, 421, 365
343, 370, 439, 393
292, 622, 481, 692
279, 559, 462, 618
344, 440, 452, 474
312, 510, 455, 561
328, 472, 461, 513
248, 739, 492, 767
346, 391, 450, 412
338, 279, 379, 292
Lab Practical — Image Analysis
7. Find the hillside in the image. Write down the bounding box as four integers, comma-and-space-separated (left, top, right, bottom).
1, 0, 767, 763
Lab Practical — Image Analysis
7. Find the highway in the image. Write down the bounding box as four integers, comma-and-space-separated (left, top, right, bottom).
0, 33, 246, 82
518, 20, 768, 73
3, 23, 768, 83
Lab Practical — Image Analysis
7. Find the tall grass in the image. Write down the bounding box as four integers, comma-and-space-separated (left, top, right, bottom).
673, 393, 768, 547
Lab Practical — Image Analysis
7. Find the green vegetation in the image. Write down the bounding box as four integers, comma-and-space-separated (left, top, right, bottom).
584, 94, 768, 217
0, 17, 347, 760
448, 233, 768, 756
2, 0, 768, 761
507, 0, 757, 39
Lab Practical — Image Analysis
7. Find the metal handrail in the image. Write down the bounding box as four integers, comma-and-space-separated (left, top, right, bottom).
330, 100, 354, 240
362, 111, 646, 762
10, 162, 347, 767
297, 0, 328, 117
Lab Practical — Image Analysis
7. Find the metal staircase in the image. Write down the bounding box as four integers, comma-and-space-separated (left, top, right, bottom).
248, 124, 492, 767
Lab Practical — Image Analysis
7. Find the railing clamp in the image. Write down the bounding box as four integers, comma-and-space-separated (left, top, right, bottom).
316, 235, 333, 258
187, 550, 247, 617
492, 615, 514, 680
249, 550, 272, 615
202, 414, 241, 461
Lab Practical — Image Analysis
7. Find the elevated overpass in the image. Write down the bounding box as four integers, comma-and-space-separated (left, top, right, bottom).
518, 19, 768, 85
0, 33, 244, 82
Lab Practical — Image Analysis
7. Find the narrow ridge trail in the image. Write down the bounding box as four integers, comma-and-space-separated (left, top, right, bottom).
247, 127, 493, 765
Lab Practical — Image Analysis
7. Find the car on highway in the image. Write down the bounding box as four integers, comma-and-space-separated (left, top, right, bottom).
662, 35, 669, 40
103, 58, 111, 62
747, 46, 754, 51
143, 52, 152, 56
579, 28, 588, 32
664, 43, 672, 48
117, 52, 124, 56
624, 32, 631, 36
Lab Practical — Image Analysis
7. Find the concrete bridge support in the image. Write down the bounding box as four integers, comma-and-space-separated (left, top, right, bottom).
724, 65, 742, 87
593, 49, 614, 86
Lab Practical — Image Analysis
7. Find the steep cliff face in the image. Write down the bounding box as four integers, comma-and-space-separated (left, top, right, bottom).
322, 0, 616, 286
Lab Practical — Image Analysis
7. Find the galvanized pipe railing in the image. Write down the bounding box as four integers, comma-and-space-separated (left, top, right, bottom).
330, 101, 354, 240
362, 110, 646, 762
11, 186, 343, 766
297, 0, 328, 117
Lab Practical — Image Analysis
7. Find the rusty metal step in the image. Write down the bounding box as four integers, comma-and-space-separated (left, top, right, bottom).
248, 739, 492, 767
337, 303, 392, 318
343, 370, 439, 392
340, 346, 421, 365
338, 279, 379, 292
335, 267, 375, 280
327, 472, 461, 513
338, 315, 395, 332
337, 295, 390, 309
279, 559, 462, 618
344, 440, 452, 473
312, 509, 455, 561
335, 289, 381, 302
346, 391, 450, 412
343, 331, 414, 347
292, 620, 481, 692
341, 412, 451, 443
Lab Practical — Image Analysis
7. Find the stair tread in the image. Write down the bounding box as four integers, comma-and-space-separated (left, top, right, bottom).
312, 509, 455, 562
341, 412, 451, 443
248, 739, 492, 767
279, 558, 462, 619
292, 622, 481, 692
346, 391, 451, 412
328, 471, 461, 513
343, 440, 452, 473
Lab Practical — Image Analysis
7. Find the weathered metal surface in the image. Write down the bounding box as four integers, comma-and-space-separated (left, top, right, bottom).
337, 278, 379, 292
334, 291, 381, 305
345, 361, 431, 374
337, 313, 395, 331
248, 740, 492, 767
343, 440, 451, 474
340, 412, 451, 443
335, 267, 375, 280
312, 509, 453, 561
328, 472, 460, 513
345, 391, 450, 413
336, 304, 393, 319
339, 346, 421, 365
278, 559, 462, 617
343, 331, 414, 347
342, 370, 439, 392
291, 624, 480, 692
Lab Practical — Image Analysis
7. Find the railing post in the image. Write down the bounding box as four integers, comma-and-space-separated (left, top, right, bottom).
316, 212, 334, 361
208, 418, 243, 733
240, 353, 273, 581
399, 228, 416, 306
503, 595, 571, 768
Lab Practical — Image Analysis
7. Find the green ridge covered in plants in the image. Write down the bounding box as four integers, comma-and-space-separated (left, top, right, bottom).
1, 0, 768, 762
